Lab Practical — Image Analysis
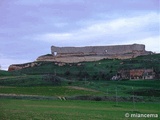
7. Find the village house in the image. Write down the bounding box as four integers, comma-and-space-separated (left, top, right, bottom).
130, 69, 155, 80
114, 69, 155, 80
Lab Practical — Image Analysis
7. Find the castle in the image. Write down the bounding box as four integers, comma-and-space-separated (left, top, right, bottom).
37, 44, 151, 63
8, 44, 152, 71
51, 44, 145, 56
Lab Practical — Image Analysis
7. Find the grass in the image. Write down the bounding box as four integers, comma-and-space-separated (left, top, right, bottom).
0, 54, 160, 119
0, 70, 13, 76
0, 86, 102, 96
0, 79, 160, 102
9, 54, 160, 76
0, 99, 159, 120
77, 80, 160, 97
0, 79, 160, 101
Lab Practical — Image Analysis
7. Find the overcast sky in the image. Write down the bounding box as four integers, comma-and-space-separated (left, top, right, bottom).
0, 0, 160, 70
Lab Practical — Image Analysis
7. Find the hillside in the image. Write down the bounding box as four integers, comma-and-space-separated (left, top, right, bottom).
0, 54, 160, 103
0, 70, 13, 76
8, 54, 160, 80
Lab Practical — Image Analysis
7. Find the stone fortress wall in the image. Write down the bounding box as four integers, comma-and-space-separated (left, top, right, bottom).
51, 44, 145, 56
35, 44, 151, 63
9, 44, 152, 71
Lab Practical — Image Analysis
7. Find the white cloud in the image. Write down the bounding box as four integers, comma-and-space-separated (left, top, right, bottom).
34, 12, 159, 50
130, 36, 160, 53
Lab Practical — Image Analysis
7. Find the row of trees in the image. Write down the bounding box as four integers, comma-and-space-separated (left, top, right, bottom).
64, 70, 115, 81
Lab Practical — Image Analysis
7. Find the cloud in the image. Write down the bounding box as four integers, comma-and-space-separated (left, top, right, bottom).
34, 12, 159, 47
132, 36, 160, 53
0, 0, 159, 70
119, 36, 160, 52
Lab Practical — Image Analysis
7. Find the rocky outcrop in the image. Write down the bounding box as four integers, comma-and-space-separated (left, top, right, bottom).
36, 54, 55, 61
8, 65, 22, 71
36, 52, 151, 63
8, 62, 41, 71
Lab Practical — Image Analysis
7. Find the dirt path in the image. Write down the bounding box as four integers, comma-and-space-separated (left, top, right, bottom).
68, 86, 99, 92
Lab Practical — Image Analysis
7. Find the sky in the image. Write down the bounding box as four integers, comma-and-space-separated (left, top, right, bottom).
0, 0, 160, 70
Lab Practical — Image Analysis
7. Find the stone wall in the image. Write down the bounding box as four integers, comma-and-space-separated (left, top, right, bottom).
51, 44, 145, 56
35, 43, 150, 63
8, 44, 152, 71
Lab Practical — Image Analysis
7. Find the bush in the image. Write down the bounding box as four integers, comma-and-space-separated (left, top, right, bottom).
77, 71, 90, 80
68, 81, 72, 85
64, 70, 71, 76
42, 74, 61, 86
94, 96, 102, 101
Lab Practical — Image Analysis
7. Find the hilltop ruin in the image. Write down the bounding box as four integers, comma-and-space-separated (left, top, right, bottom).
37, 44, 152, 63
8, 44, 152, 71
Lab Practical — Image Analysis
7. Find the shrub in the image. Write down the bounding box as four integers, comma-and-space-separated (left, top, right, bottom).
42, 74, 61, 85
64, 70, 71, 76
77, 71, 90, 80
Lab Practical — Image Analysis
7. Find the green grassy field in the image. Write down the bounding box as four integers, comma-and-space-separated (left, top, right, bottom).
0, 99, 159, 120
0, 79, 160, 101
0, 54, 160, 119
0, 86, 102, 96
1, 79, 160, 96
0, 79, 159, 119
